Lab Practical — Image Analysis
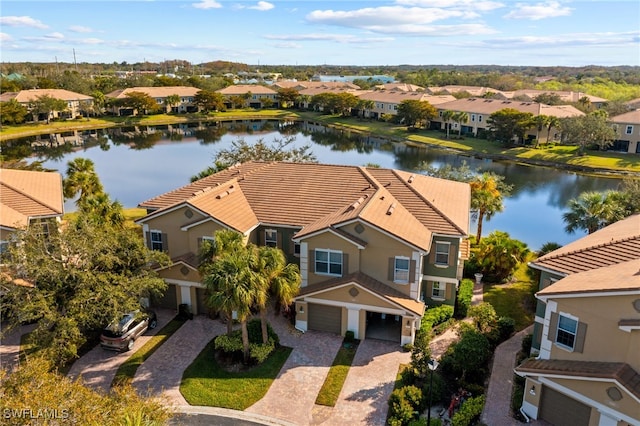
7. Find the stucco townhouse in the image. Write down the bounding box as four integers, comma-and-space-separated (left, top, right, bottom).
517, 214, 640, 426
432, 98, 584, 143
610, 110, 640, 154
0, 88, 94, 121
354, 90, 456, 120
0, 169, 64, 258
216, 84, 279, 109
135, 161, 471, 346
105, 86, 200, 115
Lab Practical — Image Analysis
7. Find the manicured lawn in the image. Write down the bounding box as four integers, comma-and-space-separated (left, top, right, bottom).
180, 339, 292, 410
315, 339, 360, 407
483, 262, 537, 331
112, 317, 184, 387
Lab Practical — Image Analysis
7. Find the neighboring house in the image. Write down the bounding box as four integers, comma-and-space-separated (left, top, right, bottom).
136, 161, 470, 346
432, 98, 584, 143
272, 81, 361, 91
105, 86, 200, 115
516, 214, 640, 426
354, 90, 456, 119
0, 89, 94, 121
511, 89, 608, 109
216, 84, 279, 109
624, 98, 640, 111
0, 169, 64, 257
610, 110, 640, 154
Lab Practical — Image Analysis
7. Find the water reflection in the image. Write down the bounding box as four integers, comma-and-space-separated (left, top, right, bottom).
9, 119, 623, 250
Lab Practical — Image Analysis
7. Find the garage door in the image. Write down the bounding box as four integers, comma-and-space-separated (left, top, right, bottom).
308, 304, 341, 334
154, 284, 177, 310
539, 386, 591, 426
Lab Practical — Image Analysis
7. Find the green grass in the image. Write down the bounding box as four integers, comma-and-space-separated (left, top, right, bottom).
111, 317, 184, 387
315, 340, 360, 407
180, 339, 292, 410
483, 262, 537, 331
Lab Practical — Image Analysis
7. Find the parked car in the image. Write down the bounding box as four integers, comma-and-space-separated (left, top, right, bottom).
100, 310, 157, 352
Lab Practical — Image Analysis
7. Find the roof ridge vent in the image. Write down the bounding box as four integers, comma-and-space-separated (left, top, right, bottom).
216, 185, 236, 199
386, 202, 397, 216
408, 174, 415, 184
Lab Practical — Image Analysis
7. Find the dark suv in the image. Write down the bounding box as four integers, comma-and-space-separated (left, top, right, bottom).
100, 310, 157, 352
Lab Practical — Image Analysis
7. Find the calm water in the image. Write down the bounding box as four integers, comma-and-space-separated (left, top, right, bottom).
19, 120, 622, 251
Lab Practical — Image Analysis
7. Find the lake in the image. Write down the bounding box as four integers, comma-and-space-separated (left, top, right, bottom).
17, 119, 623, 251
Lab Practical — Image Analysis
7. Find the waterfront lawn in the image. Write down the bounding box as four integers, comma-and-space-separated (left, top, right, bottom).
180, 338, 292, 410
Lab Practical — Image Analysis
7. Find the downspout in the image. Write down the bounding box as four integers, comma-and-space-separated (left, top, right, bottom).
294, 325, 306, 334
519, 407, 531, 423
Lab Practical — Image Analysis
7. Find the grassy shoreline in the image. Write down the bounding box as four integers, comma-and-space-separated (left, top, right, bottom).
2, 110, 639, 177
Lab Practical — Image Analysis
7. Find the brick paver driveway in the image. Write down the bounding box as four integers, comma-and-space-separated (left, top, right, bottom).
0, 323, 37, 372
67, 308, 175, 392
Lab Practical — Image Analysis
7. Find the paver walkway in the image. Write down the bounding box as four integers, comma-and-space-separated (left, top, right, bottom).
0, 323, 37, 372
67, 308, 176, 392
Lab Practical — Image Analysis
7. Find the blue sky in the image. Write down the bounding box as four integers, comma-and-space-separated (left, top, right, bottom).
1, 1, 639, 66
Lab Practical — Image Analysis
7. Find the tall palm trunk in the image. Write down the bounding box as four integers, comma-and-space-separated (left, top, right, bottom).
476, 210, 485, 243
260, 307, 269, 344
241, 319, 250, 363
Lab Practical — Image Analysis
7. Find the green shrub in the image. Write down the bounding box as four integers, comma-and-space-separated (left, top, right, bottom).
249, 338, 276, 363
421, 305, 454, 334
214, 334, 243, 353
388, 385, 424, 425
345, 330, 355, 343
496, 316, 516, 341
433, 318, 456, 336
468, 302, 497, 333
451, 395, 485, 426
455, 279, 474, 318
521, 333, 533, 355
214, 319, 279, 364
422, 371, 447, 406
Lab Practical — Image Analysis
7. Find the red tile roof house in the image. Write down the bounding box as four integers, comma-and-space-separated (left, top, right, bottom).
105, 86, 200, 115
517, 214, 640, 425
0, 168, 64, 257
354, 90, 457, 120
136, 161, 471, 346
216, 84, 279, 109
432, 98, 584, 144
610, 110, 640, 154
0, 89, 94, 121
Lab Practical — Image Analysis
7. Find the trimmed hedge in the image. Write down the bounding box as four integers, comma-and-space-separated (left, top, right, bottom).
420, 305, 454, 334
451, 395, 486, 426
455, 279, 474, 318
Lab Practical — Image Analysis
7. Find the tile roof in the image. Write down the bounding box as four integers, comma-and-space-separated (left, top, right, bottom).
296, 271, 426, 316
537, 258, 640, 297
531, 214, 640, 276
216, 84, 277, 95
611, 110, 640, 124
0, 89, 93, 103
0, 169, 64, 229
106, 86, 200, 99
516, 358, 640, 400
138, 162, 469, 248
355, 90, 456, 105
435, 98, 584, 118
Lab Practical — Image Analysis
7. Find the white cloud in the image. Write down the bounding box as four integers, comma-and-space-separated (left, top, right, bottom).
0, 16, 48, 29
265, 33, 394, 44
457, 31, 640, 50
249, 2, 274, 11
504, 1, 572, 20
396, 0, 504, 12
192, 0, 222, 10
69, 25, 93, 33
0, 33, 12, 42
307, 6, 480, 27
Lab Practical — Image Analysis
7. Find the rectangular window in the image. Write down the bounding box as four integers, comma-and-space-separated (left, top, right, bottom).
435, 242, 450, 265
432, 282, 445, 298
150, 230, 164, 251
265, 229, 277, 247
626, 125, 633, 135
556, 315, 578, 349
471, 114, 476, 122
394, 257, 410, 283
294, 242, 301, 256
315, 249, 342, 276
478, 115, 483, 122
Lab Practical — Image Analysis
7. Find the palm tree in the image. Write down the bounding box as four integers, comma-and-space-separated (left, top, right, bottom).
532, 115, 550, 147
563, 191, 626, 234
255, 246, 301, 343
164, 94, 181, 113
546, 116, 560, 144
470, 172, 512, 243
453, 111, 469, 138
357, 99, 375, 118
81, 193, 125, 226
441, 110, 455, 139
63, 158, 104, 208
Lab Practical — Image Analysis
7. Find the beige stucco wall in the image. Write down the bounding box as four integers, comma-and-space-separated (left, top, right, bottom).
158, 263, 201, 283
550, 294, 640, 370
305, 232, 361, 285
308, 284, 400, 311
185, 220, 228, 254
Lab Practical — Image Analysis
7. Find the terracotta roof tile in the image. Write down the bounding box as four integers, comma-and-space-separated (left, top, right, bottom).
0, 89, 92, 103
516, 358, 640, 400
106, 86, 200, 99
0, 169, 64, 229
296, 271, 425, 316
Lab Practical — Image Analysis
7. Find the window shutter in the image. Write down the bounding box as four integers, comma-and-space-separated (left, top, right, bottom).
162, 233, 169, 252
310, 250, 315, 273
428, 248, 435, 264
145, 232, 151, 249
388, 258, 395, 281
409, 260, 416, 283
548, 312, 559, 342
342, 253, 349, 276
448, 244, 456, 266
258, 229, 264, 246
197, 237, 203, 250
542, 278, 551, 289
574, 322, 587, 353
